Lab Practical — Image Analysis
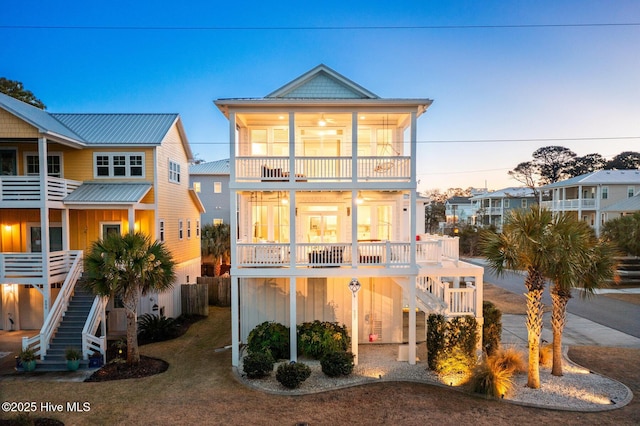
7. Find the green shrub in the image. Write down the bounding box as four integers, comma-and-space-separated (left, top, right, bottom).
297, 321, 350, 359
435, 346, 474, 379
427, 314, 478, 372
321, 351, 355, 377
482, 301, 502, 356
247, 321, 290, 360
491, 347, 526, 374
468, 356, 514, 398
242, 352, 275, 379
276, 362, 311, 389
137, 313, 178, 342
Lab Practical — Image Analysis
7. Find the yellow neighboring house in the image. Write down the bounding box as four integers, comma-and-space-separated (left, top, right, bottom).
0, 92, 203, 359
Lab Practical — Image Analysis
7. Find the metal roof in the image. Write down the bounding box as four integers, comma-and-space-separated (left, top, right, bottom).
189, 159, 230, 175
51, 113, 178, 144
541, 170, 640, 189
470, 187, 536, 200
0, 93, 84, 143
602, 194, 640, 213
64, 182, 152, 204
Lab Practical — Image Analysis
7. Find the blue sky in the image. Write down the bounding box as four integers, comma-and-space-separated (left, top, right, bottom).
3, 1, 639, 192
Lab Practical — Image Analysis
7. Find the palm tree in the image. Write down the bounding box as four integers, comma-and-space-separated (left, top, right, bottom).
84, 232, 176, 364
201, 223, 231, 276
546, 217, 619, 376
480, 207, 555, 389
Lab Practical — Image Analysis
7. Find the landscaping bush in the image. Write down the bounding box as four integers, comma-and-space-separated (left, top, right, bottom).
242, 352, 275, 379
275, 362, 311, 389
539, 343, 552, 368
468, 356, 514, 398
247, 321, 290, 360
491, 347, 526, 374
138, 313, 179, 342
297, 321, 350, 359
427, 314, 478, 372
320, 351, 355, 377
427, 314, 447, 371
482, 301, 502, 356
435, 346, 474, 380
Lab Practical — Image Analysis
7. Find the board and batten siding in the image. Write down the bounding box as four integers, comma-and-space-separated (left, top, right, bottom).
239, 277, 403, 344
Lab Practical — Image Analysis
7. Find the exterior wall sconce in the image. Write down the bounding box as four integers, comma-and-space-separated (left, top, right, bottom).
356, 192, 364, 205
348, 278, 361, 297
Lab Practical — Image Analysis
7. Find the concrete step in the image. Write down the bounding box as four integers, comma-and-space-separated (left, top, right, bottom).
34, 359, 90, 372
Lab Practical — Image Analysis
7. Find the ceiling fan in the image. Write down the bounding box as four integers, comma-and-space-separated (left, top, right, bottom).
317, 114, 336, 126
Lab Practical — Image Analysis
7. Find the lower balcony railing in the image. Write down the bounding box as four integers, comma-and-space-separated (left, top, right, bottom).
0, 250, 80, 283
540, 199, 597, 210
0, 176, 81, 202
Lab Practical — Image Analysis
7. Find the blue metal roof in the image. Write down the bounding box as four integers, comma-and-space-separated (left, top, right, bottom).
52, 113, 178, 144
541, 170, 640, 189
189, 159, 230, 175
64, 182, 152, 204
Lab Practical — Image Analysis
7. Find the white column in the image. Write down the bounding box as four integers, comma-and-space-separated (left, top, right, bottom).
289, 191, 296, 268
61, 208, 70, 251
289, 277, 297, 362
38, 137, 51, 318
408, 276, 416, 365
351, 288, 359, 365
351, 190, 358, 267
128, 207, 135, 235
475, 271, 484, 351
351, 112, 358, 183
231, 276, 239, 367
289, 112, 295, 182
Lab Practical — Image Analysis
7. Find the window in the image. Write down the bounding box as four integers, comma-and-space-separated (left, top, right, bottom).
196, 220, 200, 238
602, 187, 608, 199
628, 186, 635, 198
213, 218, 223, 226
521, 199, 527, 208
169, 160, 181, 183
25, 153, 62, 177
187, 219, 191, 239
178, 220, 183, 240
193, 182, 201, 193
93, 153, 144, 178
159, 220, 165, 243
214, 182, 222, 193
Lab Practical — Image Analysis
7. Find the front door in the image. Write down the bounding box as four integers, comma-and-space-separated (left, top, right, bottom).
299, 211, 339, 244
0, 149, 17, 175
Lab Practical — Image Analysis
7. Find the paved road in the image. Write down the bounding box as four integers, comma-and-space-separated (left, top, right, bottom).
478, 264, 640, 340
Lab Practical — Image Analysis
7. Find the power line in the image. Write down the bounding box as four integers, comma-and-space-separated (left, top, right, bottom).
2, 23, 640, 31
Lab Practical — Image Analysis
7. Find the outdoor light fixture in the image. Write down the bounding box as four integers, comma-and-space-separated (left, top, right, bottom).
318, 115, 327, 127
348, 278, 361, 296
281, 192, 288, 205
356, 192, 364, 205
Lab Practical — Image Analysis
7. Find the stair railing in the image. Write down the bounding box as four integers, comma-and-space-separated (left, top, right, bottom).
82, 295, 107, 362
22, 251, 83, 356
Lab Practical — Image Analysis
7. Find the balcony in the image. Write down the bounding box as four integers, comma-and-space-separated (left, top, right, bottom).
235, 156, 411, 183
0, 250, 82, 284
540, 199, 597, 210
0, 176, 81, 204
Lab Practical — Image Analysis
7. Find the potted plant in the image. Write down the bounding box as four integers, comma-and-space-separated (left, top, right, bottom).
65, 347, 82, 371
18, 348, 37, 372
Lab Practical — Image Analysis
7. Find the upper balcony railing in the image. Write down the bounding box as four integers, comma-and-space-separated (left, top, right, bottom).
540, 199, 597, 210
0, 176, 81, 203
235, 156, 411, 183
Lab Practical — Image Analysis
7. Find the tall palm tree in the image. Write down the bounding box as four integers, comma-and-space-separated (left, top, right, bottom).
480, 207, 555, 389
84, 232, 176, 364
201, 223, 231, 276
546, 217, 619, 376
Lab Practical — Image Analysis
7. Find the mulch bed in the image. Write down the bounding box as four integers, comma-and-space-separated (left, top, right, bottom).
85, 356, 168, 382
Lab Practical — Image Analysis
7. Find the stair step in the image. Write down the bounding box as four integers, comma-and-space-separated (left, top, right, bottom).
33, 359, 90, 372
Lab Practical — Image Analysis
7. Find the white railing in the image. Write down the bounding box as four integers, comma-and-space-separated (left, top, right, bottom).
417, 276, 477, 316
236, 243, 290, 267
0, 176, 81, 202
296, 243, 351, 267
540, 199, 597, 210
22, 251, 83, 357
416, 236, 459, 263
82, 296, 107, 362
234, 156, 411, 182
0, 253, 44, 279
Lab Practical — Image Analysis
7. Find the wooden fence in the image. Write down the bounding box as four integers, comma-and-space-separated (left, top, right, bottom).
196, 276, 231, 306
181, 284, 208, 316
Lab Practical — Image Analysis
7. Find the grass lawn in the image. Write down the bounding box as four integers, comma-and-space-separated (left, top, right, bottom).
1, 303, 639, 424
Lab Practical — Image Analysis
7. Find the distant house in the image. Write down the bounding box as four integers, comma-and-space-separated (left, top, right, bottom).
471, 187, 537, 231
540, 169, 640, 235
189, 159, 231, 226
444, 196, 474, 227
0, 93, 203, 361
215, 64, 484, 367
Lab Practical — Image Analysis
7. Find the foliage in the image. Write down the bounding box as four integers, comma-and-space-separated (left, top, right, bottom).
539, 343, 552, 368
242, 352, 275, 379
84, 232, 176, 365
297, 321, 350, 359
435, 346, 474, 380
508, 161, 539, 197
468, 355, 515, 398
320, 351, 355, 377
201, 223, 231, 273
427, 314, 478, 373
602, 212, 640, 256
567, 153, 607, 177
18, 348, 37, 362
247, 321, 290, 360
605, 151, 640, 170
275, 361, 311, 389
423, 200, 445, 234
458, 225, 482, 256
65, 347, 82, 361
490, 347, 526, 374
0, 77, 46, 109
482, 301, 502, 356
137, 313, 179, 342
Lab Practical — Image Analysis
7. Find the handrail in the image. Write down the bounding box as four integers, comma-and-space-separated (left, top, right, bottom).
82, 295, 107, 362
22, 251, 83, 356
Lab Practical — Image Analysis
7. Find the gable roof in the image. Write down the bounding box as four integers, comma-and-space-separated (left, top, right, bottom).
52, 113, 179, 145
189, 158, 230, 175
0, 92, 84, 144
266, 64, 379, 99
602, 193, 640, 213
471, 187, 536, 200
541, 170, 640, 189
63, 182, 152, 204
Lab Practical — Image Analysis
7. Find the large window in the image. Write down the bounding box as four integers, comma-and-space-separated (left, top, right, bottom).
94, 153, 144, 178
25, 153, 62, 177
169, 160, 181, 183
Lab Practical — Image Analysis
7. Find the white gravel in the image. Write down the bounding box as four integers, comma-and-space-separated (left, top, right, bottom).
235, 344, 632, 412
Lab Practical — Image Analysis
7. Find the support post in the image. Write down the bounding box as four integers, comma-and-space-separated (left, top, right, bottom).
289, 277, 297, 362
409, 276, 417, 365
231, 276, 239, 367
